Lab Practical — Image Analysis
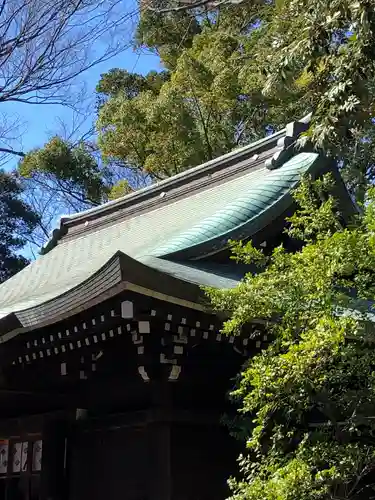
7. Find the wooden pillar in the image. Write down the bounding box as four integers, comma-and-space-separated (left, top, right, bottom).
40, 419, 69, 500
148, 381, 172, 500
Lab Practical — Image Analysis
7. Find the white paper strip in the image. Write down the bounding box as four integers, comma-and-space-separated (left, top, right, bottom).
21, 442, 28, 472
12, 443, 22, 472
32, 440, 43, 472
0, 442, 9, 474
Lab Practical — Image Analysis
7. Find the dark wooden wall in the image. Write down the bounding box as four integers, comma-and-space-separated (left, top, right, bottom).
68, 425, 149, 500
67, 418, 240, 500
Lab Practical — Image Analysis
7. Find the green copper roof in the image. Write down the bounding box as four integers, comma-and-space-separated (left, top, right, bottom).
0, 116, 354, 331
153, 152, 319, 258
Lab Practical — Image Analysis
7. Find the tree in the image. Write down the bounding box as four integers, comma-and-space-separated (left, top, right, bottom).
207, 177, 375, 499
0, 0, 136, 162
97, 3, 304, 179
133, 0, 375, 202
0, 170, 38, 282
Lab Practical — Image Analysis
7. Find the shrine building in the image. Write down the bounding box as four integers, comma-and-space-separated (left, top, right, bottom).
0, 115, 356, 500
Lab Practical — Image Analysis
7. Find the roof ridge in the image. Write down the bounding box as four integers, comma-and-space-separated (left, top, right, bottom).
41, 114, 312, 255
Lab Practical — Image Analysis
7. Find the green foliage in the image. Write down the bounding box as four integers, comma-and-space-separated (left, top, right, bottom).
19, 137, 107, 204
96, 68, 169, 106
207, 178, 375, 499
97, 9, 301, 180
135, 10, 201, 69
251, 0, 375, 156
108, 179, 133, 200
0, 171, 38, 283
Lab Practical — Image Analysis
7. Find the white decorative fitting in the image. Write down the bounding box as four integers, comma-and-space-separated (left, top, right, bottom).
58, 332, 62, 338
66, 329, 70, 335
167, 314, 172, 321
216, 334, 222, 342
42, 338, 46, 344
85, 338, 90, 346
32, 353, 37, 360
177, 326, 183, 334
50, 335, 53, 341
256, 340, 262, 348
117, 327, 122, 335
168, 365, 181, 381
203, 332, 209, 339
77, 340, 82, 348
101, 333, 106, 341
263, 335, 268, 341
54, 347, 59, 354
92, 363, 96, 372
260, 241, 267, 248
69, 343, 74, 350
121, 301, 134, 319
60, 363, 67, 376
25, 355, 30, 362
137, 346, 144, 355
190, 329, 196, 336
181, 318, 186, 325
39, 351, 44, 358
74, 326, 78, 333
196, 321, 200, 327
243, 339, 248, 346
18, 357, 22, 363
173, 345, 183, 355
126, 324, 131, 331
160, 353, 177, 365
132, 333, 143, 345
92, 319, 96, 325
83, 323, 87, 330
26, 342, 30, 348
79, 371, 86, 380
138, 366, 150, 382
138, 321, 150, 334
93, 335, 98, 343
46, 350, 51, 356
34, 339, 38, 346
109, 330, 114, 337
110, 310, 115, 317
151, 309, 156, 316
229, 336, 235, 343
164, 323, 171, 331
174, 335, 188, 344
101, 315, 105, 322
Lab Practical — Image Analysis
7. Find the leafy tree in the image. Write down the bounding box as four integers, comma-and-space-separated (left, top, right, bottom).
17, 136, 147, 246
97, 3, 304, 179
0, 170, 38, 282
207, 178, 375, 499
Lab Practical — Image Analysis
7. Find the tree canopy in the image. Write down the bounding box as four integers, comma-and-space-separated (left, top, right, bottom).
0, 170, 38, 283
207, 177, 375, 499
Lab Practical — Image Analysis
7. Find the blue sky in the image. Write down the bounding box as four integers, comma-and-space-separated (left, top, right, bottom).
3, 47, 160, 172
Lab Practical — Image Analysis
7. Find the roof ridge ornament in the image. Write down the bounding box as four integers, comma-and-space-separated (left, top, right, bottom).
265, 113, 312, 171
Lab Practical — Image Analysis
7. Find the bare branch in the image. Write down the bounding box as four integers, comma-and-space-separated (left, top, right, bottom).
0, 147, 25, 157
142, 0, 237, 13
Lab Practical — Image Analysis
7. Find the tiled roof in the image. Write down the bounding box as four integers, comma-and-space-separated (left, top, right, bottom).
0, 115, 353, 331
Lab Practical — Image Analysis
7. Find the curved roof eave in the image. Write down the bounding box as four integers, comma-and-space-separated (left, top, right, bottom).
0, 252, 240, 341
153, 152, 322, 260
